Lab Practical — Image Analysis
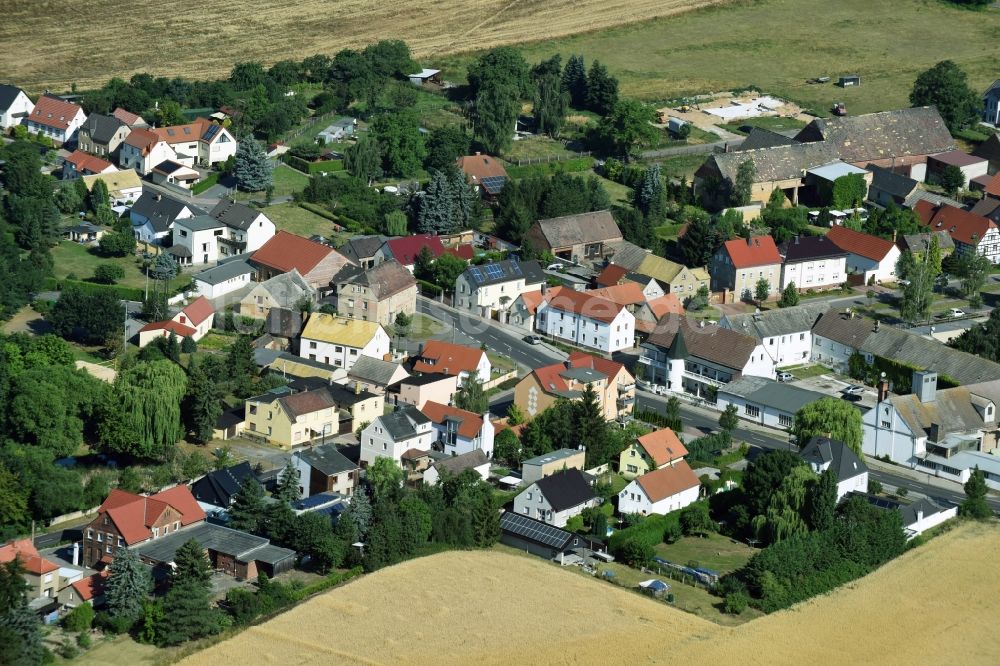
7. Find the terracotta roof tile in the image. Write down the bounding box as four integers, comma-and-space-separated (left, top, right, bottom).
635, 460, 700, 502
589, 283, 646, 307
917, 203, 996, 248
567, 351, 625, 380
29, 94, 82, 131
385, 235, 445, 265
65, 150, 114, 174
456, 153, 508, 194
421, 401, 486, 439
596, 264, 629, 287
827, 225, 896, 261
636, 428, 688, 467
179, 296, 214, 327
139, 320, 197, 337
252, 231, 335, 275
646, 294, 684, 319
71, 571, 109, 601
720, 235, 782, 269
96, 487, 205, 545
0, 539, 58, 575
540, 286, 625, 324
412, 341, 485, 377
123, 128, 161, 155
112, 107, 143, 126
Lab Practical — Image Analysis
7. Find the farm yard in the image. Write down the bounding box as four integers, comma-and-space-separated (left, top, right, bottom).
182, 523, 1000, 665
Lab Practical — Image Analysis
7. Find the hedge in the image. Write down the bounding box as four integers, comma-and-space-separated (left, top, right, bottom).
417, 279, 442, 297
191, 171, 220, 195
298, 201, 339, 222
608, 512, 681, 553
290, 566, 363, 601
505, 156, 595, 179
282, 154, 345, 174
43, 276, 144, 301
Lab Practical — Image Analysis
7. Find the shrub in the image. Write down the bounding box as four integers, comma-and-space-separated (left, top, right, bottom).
615, 537, 654, 567
76, 633, 92, 649
723, 591, 749, 615
92, 263, 126, 285
62, 603, 95, 632
181, 336, 197, 353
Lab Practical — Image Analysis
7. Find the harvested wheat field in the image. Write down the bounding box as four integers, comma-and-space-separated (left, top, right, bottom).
0, 0, 723, 92
184, 523, 1000, 665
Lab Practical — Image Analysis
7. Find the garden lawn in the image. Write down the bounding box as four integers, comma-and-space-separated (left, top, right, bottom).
503, 136, 579, 162
407, 314, 446, 342
785, 363, 830, 380
233, 163, 310, 200
719, 116, 807, 135
654, 532, 756, 574
263, 202, 342, 239
50, 240, 188, 292
594, 175, 632, 205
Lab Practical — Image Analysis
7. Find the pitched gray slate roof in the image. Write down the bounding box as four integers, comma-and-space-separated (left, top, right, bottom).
348, 355, 407, 386
722, 302, 828, 340
794, 107, 955, 162
380, 405, 431, 441
535, 210, 622, 247
430, 449, 488, 476
333, 259, 415, 299
903, 189, 963, 210
210, 199, 265, 231
737, 127, 799, 151
865, 165, 919, 200
296, 443, 357, 476
134, 521, 294, 565
606, 240, 652, 271
255, 268, 315, 307
80, 113, 127, 145
898, 232, 954, 254
720, 375, 827, 414
0, 84, 27, 111
799, 436, 868, 483
888, 380, 1000, 442
532, 468, 597, 512
780, 235, 847, 262
708, 141, 837, 183
177, 215, 224, 232
645, 317, 759, 372
462, 258, 544, 287
131, 192, 207, 233
193, 255, 254, 285
342, 235, 388, 260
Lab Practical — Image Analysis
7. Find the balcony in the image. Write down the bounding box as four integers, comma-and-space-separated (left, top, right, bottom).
682, 370, 724, 387
619, 382, 636, 393
617, 395, 636, 407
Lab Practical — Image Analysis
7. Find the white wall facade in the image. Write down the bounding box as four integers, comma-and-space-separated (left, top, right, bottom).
120, 140, 176, 175
535, 304, 635, 353
130, 202, 196, 245
301, 327, 391, 372
844, 245, 900, 284
715, 391, 798, 430
958, 226, 1000, 265
861, 401, 922, 465
422, 461, 489, 486
241, 213, 277, 253
433, 418, 495, 458
761, 330, 812, 367
359, 418, 434, 467
455, 275, 537, 318
174, 223, 224, 265
780, 256, 847, 290
195, 272, 252, 299
617, 481, 699, 516
0, 90, 33, 129
513, 484, 598, 527
206, 131, 237, 165
835, 472, 869, 501
26, 108, 86, 144
811, 333, 858, 374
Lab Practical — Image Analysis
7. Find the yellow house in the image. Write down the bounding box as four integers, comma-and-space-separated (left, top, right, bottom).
244, 383, 383, 449
618, 427, 688, 479
636, 254, 710, 296
513, 352, 635, 422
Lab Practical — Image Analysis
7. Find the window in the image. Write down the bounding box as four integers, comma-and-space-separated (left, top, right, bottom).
174, 522, 179, 531
881, 420, 891, 428
97, 533, 102, 543
309, 341, 317, 349
117, 537, 124, 547
249, 405, 257, 415
87, 529, 93, 539
335, 346, 343, 353
382, 443, 387, 451
800, 333, 805, 340
153, 527, 159, 538
744, 404, 760, 418
778, 414, 793, 427
627, 464, 638, 473
526, 492, 532, 500
106, 544, 112, 554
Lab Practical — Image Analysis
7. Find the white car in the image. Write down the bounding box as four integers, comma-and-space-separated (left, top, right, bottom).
776, 371, 794, 382
842, 385, 865, 396
949, 308, 966, 318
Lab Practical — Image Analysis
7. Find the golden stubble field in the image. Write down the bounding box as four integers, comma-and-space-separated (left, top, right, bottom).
184, 522, 1000, 665
0, 0, 724, 92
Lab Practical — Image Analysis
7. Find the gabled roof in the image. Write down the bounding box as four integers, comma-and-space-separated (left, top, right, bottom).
301, 313, 384, 348
500, 511, 576, 551
80, 113, 127, 144
461, 258, 544, 288
566, 351, 626, 381
897, 232, 954, 254
589, 282, 647, 307
636, 254, 687, 283
139, 320, 196, 337
596, 264, 630, 287
348, 355, 408, 386
532, 211, 622, 248
645, 317, 760, 372
383, 234, 445, 265
252, 231, 339, 275
719, 235, 782, 269
179, 296, 214, 326
810, 309, 875, 349
333, 259, 416, 299
97, 487, 205, 545
532, 468, 597, 512
799, 436, 868, 483
793, 107, 955, 163
722, 301, 828, 340
915, 203, 996, 248
209, 199, 266, 231
634, 460, 700, 502
0, 84, 28, 111
456, 153, 508, 194
71, 571, 109, 602
190, 462, 255, 508
154, 118, 224, 145
929, 150, 986, 168
865, 165, 919, 200
81, 170, 142, 196
123, 127, 162, 155
635, 428, 688, 467
706, 142, 837, 183
430, 449, 489, 475
645, 294, 684, 320
779, 235, 848, 263
412, 340, 485, 377
112, 107, 146, 127
280, 388, 339, 419
193, 256, 254, 286
739, 127, 799, 151
295, 443, 357, 476
539, 286, 626, 324
421, 401, 487, 439
0, 539, 58, 575
719, 375, 827, 414
377, 405, 432, 441
28, 94, 83, 130
342, 235, 387, 260
130, 191, 204, 233
252, 269, 315, 307
826, 225, 896, 261
516, 289, 545, 314
65, 150, 115, 174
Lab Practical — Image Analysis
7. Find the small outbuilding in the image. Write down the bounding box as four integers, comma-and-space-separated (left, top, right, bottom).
837, 75, 861, 87
638, 579, 671, 598
408, 69, 442, 86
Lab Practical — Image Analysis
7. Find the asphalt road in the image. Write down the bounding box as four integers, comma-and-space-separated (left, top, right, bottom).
635, 393, 1000, 513
416, 296, 565, 370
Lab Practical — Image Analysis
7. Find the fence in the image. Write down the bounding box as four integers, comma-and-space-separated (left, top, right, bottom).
483, 369, 517, 390
504, 151, 592, 167
281, 109, 340, 144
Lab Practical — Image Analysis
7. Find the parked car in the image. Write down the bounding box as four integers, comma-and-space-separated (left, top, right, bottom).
842, 385, 865, 396
776, 371, 794, 382
523, 334, 542, 345
546, 263, 562, 270
897, 279, 911, 287
949, 308, 966, 318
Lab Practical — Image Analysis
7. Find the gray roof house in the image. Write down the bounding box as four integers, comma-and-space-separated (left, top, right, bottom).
359, 404, 435, 467
523, 211, 623, 262
209, 199, 270, 231
339, 235, 388, 269
240, 269, 316, 320
77, 113, 129, 157
422, 449, 490, 486
130, 191, 207, 243
291, 443, 359, 499
717, 375, 827, 432
512, 468, 600, 528
192, 254, 255, 298
720, 301, 828, 368
738, 127, 799, 151
346, 355, 410, 394
865, 165, 920, 207
799, 436, 869, 500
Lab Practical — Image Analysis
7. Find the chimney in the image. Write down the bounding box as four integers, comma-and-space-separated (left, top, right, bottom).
747, 237, 753, 247
877, 377, 889, 403
928, 421, 942, 443
72, 542, 80, 567
794, 235, 800, 244
913, 370, 937, 403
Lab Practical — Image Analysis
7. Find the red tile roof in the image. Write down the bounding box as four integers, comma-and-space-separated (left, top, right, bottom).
252, 231, 335, 275
540, 286, 625, 324
456, 153, 508, 194
635, 460, 700, 502
916, 203, 997, 248
0, 539, 58, 575
65, 150, 114, 175
530, 352, 623, 396
827, 225, 896, 261
590, 283, 647, 307
442, 244, 475, 261
151, 486, 206, 526
153, 119, 213, 145
178, 296, 214, 327
112, 107, 143, 126
518, 290, 545, 314
123, 128, 161, 155
596, 264, 629, 287
567, 351, 626, 381
96, 487, 205, 546
385, 235, 446, 265
720, 235, 782, 269
71, 571, 109, 602
412, 340, 486, 377
636, 428, 688, 467
646, 294, 684, 319
29, 95, 83, 131
139, 320, 197, 338
421, 401, 487, 439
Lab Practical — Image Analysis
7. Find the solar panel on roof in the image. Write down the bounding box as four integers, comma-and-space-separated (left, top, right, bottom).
481, 176, 506, 193
203, 124, 221, 141
500, 512, 571, 549
485, 264, 504, 280
469, 267, 484, 284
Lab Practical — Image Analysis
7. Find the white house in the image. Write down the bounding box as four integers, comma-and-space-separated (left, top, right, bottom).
81, 171, 143, 207
119, 128, 178, 175
640, 317, 774, 400
24, 94, 86, 144
916, 202, 1000, 265
420, 401, 495, 458
153, 120, 237, 167
799, 436, 868, 501
617, 461, 700, 516
412, 340, 491, 385
716, 376, 828, 431
192, 257, 255, 299
454, 258, 546, 321
129, 191, 206, 245
136, 297, 215, 348
359, 406, 434, 467
209, 199, 276, 254
170, 201, 275, 266
512, 469, 599, 528
535, 286, 635, 354
0, 85, 34, 130
170, 216, 226, 266
826, 225, 901, 284
299, 313, 390, 372
778, 235, 847, 291
719, 302, 827, 368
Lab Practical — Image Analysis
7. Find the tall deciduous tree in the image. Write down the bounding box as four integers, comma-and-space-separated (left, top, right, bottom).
344, 137, 383, 185
99, 360, 188, 461
233, 137, 273, 192
909, 60, 980, 132
719, 404, 739, 433
104, 547, 151, 625
455, 369, 488, 413
792, 397, 863, 456
474, 81, 519, 155
367, 457, 404, 501
957, 250, 990, 309
370, 109, 426, 177
424, 126, 471, 172
732, 159, 756, 207
754, 277, 771, 305
533, 70, 568, 138
595, 99, 656, 160
466, 47, 531, 99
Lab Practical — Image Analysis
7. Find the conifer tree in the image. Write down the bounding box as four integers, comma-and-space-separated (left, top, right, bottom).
233, 137, 273, 192
275, 460, 301, 504
104, 547, 151, 625
562, 55, 588, 108
228, 477, 266, 534
418, 170, 454, 234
